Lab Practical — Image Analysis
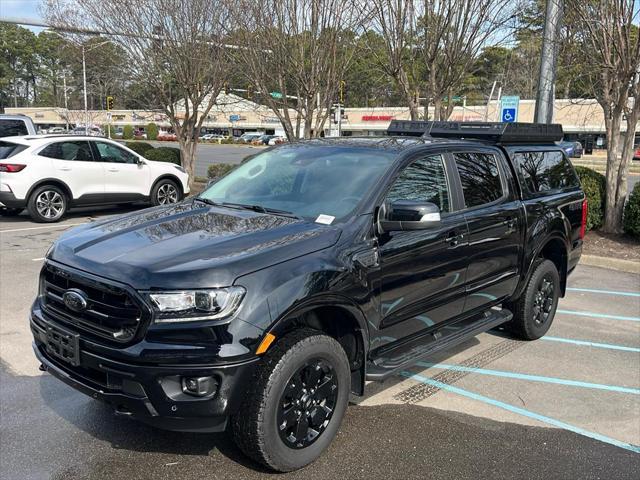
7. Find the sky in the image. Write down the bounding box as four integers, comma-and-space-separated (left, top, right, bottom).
0, 0, 45, 32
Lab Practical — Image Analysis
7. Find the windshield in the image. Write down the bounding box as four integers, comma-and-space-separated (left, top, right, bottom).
199, 144, 397, 221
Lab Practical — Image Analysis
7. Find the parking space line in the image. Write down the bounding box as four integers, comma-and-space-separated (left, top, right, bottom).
400, 372, 640, 454
557, 309, 640, 322
0, 223, 85, 234
542, 336, 640, 353
415, 362, 640, 395
567, 287, 640, 298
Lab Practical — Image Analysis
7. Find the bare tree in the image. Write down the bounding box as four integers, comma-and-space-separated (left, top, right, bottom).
231, 0, 366, 139
568, 0, 640, 233
420, 0, 517, 120
369, 0, 421, 120
45, 0, 232, 188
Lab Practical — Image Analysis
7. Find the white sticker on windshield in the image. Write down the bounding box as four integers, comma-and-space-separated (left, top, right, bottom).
315, 214, 335, 225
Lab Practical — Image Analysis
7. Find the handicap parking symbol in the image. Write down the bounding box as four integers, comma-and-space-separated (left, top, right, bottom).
501, 108, 516, 123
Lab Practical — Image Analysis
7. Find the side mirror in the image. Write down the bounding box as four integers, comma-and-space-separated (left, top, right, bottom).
379, 200, 441, 232
137, 157, 145, 166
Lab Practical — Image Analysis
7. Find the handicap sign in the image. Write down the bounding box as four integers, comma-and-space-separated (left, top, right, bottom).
500, 96, 520, 123
501, 108, 516, 122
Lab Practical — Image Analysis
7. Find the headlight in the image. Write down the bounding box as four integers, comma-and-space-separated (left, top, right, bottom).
145, 287, 245, 323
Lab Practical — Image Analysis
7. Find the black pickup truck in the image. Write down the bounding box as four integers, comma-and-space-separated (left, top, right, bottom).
31, 121, 586, 471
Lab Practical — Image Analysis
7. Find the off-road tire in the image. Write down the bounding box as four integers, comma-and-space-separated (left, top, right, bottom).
232, 328, 350, 472
506, 259, 560, 340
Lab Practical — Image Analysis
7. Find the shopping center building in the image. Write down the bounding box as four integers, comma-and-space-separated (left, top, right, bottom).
5, 94, 638, 150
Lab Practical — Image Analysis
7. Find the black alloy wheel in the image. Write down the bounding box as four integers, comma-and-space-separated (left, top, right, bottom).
532, 274, 555, 326
277, 359, 338, 449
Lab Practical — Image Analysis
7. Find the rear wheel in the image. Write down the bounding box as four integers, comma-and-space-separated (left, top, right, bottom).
505, 259, 560, 340
27, 185, 67, 223
232, 329, 350, 472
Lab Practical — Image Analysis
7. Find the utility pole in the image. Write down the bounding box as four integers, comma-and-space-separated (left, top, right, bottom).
534, 0, 563, 124
82, 45, 89, 135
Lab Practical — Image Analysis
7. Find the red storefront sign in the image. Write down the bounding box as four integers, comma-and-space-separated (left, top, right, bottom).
361, 115, 394, 121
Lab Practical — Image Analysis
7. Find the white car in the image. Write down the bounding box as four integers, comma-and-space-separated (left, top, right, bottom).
0, 135, 190, 222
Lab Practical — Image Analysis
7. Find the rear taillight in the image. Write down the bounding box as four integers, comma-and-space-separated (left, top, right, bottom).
0, 163, 26, 173
579, 199, 588, 240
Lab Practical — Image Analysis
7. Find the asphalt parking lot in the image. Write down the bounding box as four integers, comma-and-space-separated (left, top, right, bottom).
1, 208, 639, 480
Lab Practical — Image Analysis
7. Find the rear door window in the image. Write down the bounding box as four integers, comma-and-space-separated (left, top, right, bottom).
0, 120, 28, 138
39, 141, 95, 161
513, 151, 580, 196
453, 152, 504, 208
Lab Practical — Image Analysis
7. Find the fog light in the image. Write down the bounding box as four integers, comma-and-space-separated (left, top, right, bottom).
181, 376, 218, 397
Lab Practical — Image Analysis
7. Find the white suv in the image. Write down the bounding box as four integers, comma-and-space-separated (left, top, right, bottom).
0, 135, 190, 222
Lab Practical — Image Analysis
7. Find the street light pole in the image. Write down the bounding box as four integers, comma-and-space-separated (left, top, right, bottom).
534, 0, 563, 124
82, 44, 89, 135
62, 72, 69, 132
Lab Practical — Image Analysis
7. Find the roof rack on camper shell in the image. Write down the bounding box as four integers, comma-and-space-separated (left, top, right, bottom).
386, 120, 563, 145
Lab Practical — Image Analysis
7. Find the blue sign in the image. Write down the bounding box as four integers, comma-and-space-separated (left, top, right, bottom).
500, 96, 519, 123
229, 114, 240, 122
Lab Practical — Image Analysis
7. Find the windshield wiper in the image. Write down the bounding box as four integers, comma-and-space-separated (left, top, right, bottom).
219, 202, 300, 219
193, 197, 219, 207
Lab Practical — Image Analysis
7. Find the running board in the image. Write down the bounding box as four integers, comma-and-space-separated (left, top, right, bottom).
365, 308, 512, 381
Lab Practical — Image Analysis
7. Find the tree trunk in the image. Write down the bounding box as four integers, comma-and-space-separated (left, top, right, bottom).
602, 109, 624, 233
179, 136, 199, 191
396, 69, 419, 120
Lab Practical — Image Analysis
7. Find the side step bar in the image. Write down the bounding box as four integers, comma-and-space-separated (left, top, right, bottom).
365, 308, 513, 381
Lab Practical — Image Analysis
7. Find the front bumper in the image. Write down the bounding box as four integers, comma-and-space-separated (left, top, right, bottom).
31, 315, 260, 432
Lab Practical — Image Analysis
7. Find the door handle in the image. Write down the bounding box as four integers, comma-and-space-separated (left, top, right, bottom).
445, 231, 464, 248
59, 167, 72, 171
107, 168, 119, 172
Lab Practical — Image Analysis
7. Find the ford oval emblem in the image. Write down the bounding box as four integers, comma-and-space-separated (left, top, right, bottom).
62, 289, 88, 313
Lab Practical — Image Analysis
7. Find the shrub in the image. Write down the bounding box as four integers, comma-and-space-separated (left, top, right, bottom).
146, 122, 159, 140
221, 137, 235, 144
145, 146, 181, 165
125, 141, 154, 156
575, 166, 605, 231
623, 182, 640, 239
122, 124, 134, 140
207, 163, 235, 179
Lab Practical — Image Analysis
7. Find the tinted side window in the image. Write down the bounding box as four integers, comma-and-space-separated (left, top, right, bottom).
40, 141, 94, 161
513, 151, 580, 196
454, 152, 503, 208
0, 120, 28, 138
94, 142, 137, 164
386, 154, 450, 213
0, 141, 27, 159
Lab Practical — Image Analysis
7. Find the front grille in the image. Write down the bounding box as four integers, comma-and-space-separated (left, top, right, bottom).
40, 262, 146, 343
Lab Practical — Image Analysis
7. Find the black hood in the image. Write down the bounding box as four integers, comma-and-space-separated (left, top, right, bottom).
50, 200, 341, 290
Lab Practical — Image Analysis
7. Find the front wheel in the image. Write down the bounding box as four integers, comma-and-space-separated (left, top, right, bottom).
232, 329, 350, 472
505, 259, 560, 340
151, 179, 181, 206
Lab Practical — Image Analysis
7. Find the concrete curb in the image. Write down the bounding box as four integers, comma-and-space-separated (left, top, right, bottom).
580, 254, 640, 274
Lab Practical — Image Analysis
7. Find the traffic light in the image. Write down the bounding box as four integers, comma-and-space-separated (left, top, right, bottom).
106, 96, 114, 111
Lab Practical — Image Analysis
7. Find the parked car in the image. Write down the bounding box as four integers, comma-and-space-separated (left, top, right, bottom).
634, 147, 640, 160
30, 121, 585, 472
0, 135, 189, 221
201, 134, 227, 143
157, 132, 177, 141
239, 132, 263, 143
557, 140, 583, 158
71, 126, 103, 137
47, 127, 67, 134
268, 135, 287, 146
0, 114, 37, 138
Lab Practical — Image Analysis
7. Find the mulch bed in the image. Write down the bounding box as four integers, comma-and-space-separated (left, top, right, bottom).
583, 231, 640, 262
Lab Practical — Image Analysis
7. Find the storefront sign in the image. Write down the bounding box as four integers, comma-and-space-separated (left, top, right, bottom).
361, 115, 394, 121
